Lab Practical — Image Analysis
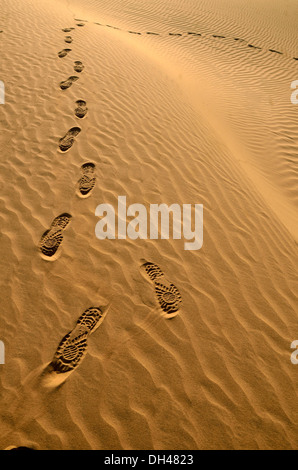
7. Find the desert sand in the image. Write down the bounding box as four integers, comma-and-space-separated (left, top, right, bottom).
0, 0, 297, 450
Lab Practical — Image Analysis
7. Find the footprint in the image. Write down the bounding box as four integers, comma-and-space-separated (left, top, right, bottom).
247, 44, 261, 50
45, 305, 109, 385
39, 213, 72, 260
76, 23, 85, 27
213, 35, 225, 39
58, 48, 72, 58
75, 99, 88, 119
59, 76, 79, 90
39, 230, 63, 259
59, 127, 81, 153
62, 28, 73, 32
74, 60, 84, 73
146, 32, 160, 35
76, 162, 96, 198
187, 32, 201, 36
128, 31, 141, 35
169, 33, 182, 36
294, 57, 298, 61
140, 260, 182, 318
106, 25, 120, 30
269, 49, 283, 55
64, 36, 73, 44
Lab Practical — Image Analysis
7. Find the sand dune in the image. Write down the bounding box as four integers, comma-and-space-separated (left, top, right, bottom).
0, 0, 297, 450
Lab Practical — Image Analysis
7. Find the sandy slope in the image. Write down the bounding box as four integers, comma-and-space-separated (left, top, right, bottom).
0, 0, 297, 450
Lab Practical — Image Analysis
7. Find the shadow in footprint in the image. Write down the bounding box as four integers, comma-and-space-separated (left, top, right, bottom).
75, 99, 88, 119
60, 76, 79, 90
128, 31, 141, 35
64, 36, 73, 44
39, 213, 72, 260
146, 32, 160, 35
59, 127, 81, 153
213, 35, 225, 39
169, 33, 182, 36
76, 162, 96, 198
74, 61, 84, 73
62, 28, 74, 32
58, 48, 72, 58
140, 260, 182, 318
188, 32, 201, 36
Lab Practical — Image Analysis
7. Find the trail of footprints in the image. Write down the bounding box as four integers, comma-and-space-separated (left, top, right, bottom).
42, 13, 297, 379
91, 20, 298, 62
47, 260, 181, 379
37, 14, 297, 382
38, 20, 182, 381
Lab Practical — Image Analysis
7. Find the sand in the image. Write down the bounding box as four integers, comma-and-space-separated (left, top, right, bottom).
0, 0, 297, 450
